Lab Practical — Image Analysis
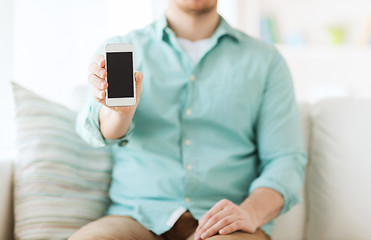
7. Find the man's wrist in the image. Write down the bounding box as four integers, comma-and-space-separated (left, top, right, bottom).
99, 105, 134, 140
239, 197, 262, 228
240, 187, 284, 227
100, 105, 133, 118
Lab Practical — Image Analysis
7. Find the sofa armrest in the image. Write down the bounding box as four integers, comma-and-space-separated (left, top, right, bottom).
0, 156, 14, 240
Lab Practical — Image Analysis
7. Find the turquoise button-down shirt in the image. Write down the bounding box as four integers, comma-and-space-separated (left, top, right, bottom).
76, 15, 307, 236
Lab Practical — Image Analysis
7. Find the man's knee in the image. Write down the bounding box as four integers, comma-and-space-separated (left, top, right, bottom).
206, 229, 270, 240
69, 229, 115, 240
68, 215, 158, 240
69, 228, 138, 240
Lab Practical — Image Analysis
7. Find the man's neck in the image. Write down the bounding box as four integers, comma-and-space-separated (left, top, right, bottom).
166, 4, 220, 41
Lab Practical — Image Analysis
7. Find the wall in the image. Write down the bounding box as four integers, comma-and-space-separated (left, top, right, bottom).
12, 0, 109, 111
261, 0, 371, 45
0, 0, 14, 154
12, 0, 154, 112
279, 45, 371, 102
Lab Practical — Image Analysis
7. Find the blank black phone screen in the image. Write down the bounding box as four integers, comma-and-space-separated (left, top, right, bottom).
106, 52, 134, 98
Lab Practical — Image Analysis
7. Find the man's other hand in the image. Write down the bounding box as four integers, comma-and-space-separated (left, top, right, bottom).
194, 199, 258, 240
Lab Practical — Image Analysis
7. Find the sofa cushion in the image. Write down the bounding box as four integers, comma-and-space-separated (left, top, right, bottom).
12, 82, 112, 239
307, 98, 371, 240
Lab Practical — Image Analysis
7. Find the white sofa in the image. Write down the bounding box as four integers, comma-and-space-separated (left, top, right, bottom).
1, 97, 371, 240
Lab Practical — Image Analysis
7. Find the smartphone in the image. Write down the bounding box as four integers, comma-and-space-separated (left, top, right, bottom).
105, 43, 136, 106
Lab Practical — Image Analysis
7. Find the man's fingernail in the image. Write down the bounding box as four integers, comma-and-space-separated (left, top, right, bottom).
201, 233, 207, 239
194, 235, 199, 240
99, 70, 105, 77
100, 82, 105, 89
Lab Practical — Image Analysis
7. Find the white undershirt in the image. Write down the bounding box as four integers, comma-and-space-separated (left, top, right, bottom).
177, 37, 211, 63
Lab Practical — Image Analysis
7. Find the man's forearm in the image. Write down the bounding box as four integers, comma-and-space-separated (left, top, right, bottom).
240, 187, 284, 227
99, 106, 134, 140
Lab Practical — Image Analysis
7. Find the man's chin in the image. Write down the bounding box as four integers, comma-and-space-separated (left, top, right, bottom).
181, 6, 215, 15
177, 0, 217, 15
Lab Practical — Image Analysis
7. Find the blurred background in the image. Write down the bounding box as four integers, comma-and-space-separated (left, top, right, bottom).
1, 0, 371, 154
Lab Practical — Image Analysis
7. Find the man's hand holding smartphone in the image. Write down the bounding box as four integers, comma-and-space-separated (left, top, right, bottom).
88, 54, 143, 113
88, 54, 143, 140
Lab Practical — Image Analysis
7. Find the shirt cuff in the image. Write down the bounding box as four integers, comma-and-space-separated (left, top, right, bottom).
76, 101, 135, 147
248, 176, 302, 216
104, 122, 135, 147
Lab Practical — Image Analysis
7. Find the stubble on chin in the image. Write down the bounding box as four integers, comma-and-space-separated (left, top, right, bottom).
176, 1, 217, 16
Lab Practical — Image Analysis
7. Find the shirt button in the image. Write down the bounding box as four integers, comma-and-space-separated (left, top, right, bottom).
190, 75, 195, 82
187, 164, 193, 170
185, 139, 191, 146
185, 198, 191, 203
185, 108, 192, 116
119, 140, 128, 147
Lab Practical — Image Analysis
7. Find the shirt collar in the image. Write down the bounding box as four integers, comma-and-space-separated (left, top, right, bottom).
155, 14, 242, 43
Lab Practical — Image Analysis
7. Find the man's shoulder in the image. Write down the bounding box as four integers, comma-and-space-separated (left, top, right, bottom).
234, 29, 278, 56
227, 29, 283, 67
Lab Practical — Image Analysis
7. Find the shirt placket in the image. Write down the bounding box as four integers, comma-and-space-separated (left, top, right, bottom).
181, 71, 199, 207
166, 27, 221, 208
166, 28, 201, 207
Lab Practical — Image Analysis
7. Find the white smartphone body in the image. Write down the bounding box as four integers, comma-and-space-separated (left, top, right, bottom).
105, 43, 136, 106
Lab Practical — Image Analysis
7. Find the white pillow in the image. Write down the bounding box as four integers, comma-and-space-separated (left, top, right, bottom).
307, 98, 371, 240
12, 82, 112, 240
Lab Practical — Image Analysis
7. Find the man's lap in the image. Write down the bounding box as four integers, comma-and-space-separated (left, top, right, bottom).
68, 212, 271, 240
68, 215, 161, 240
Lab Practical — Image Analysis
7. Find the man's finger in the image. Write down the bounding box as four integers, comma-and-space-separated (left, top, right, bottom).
95, 55, 106, 68
92, 87, 106, 100
219, 221, 243, 235
88, 74, 108, 90
196, 199, 231, 235
135, 71, 143, 85
200, 215, 235, 240
94, 96, 106, 105
89, 62, 106, 78
197, 207, 231, 237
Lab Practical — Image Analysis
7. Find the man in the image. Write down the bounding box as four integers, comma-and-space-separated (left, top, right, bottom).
71, 0, 307, 239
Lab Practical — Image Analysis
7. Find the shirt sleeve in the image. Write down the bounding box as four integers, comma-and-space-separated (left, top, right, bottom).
75, 36, 135, 148
248, 47, 308, 215
75, 94, 135, 148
